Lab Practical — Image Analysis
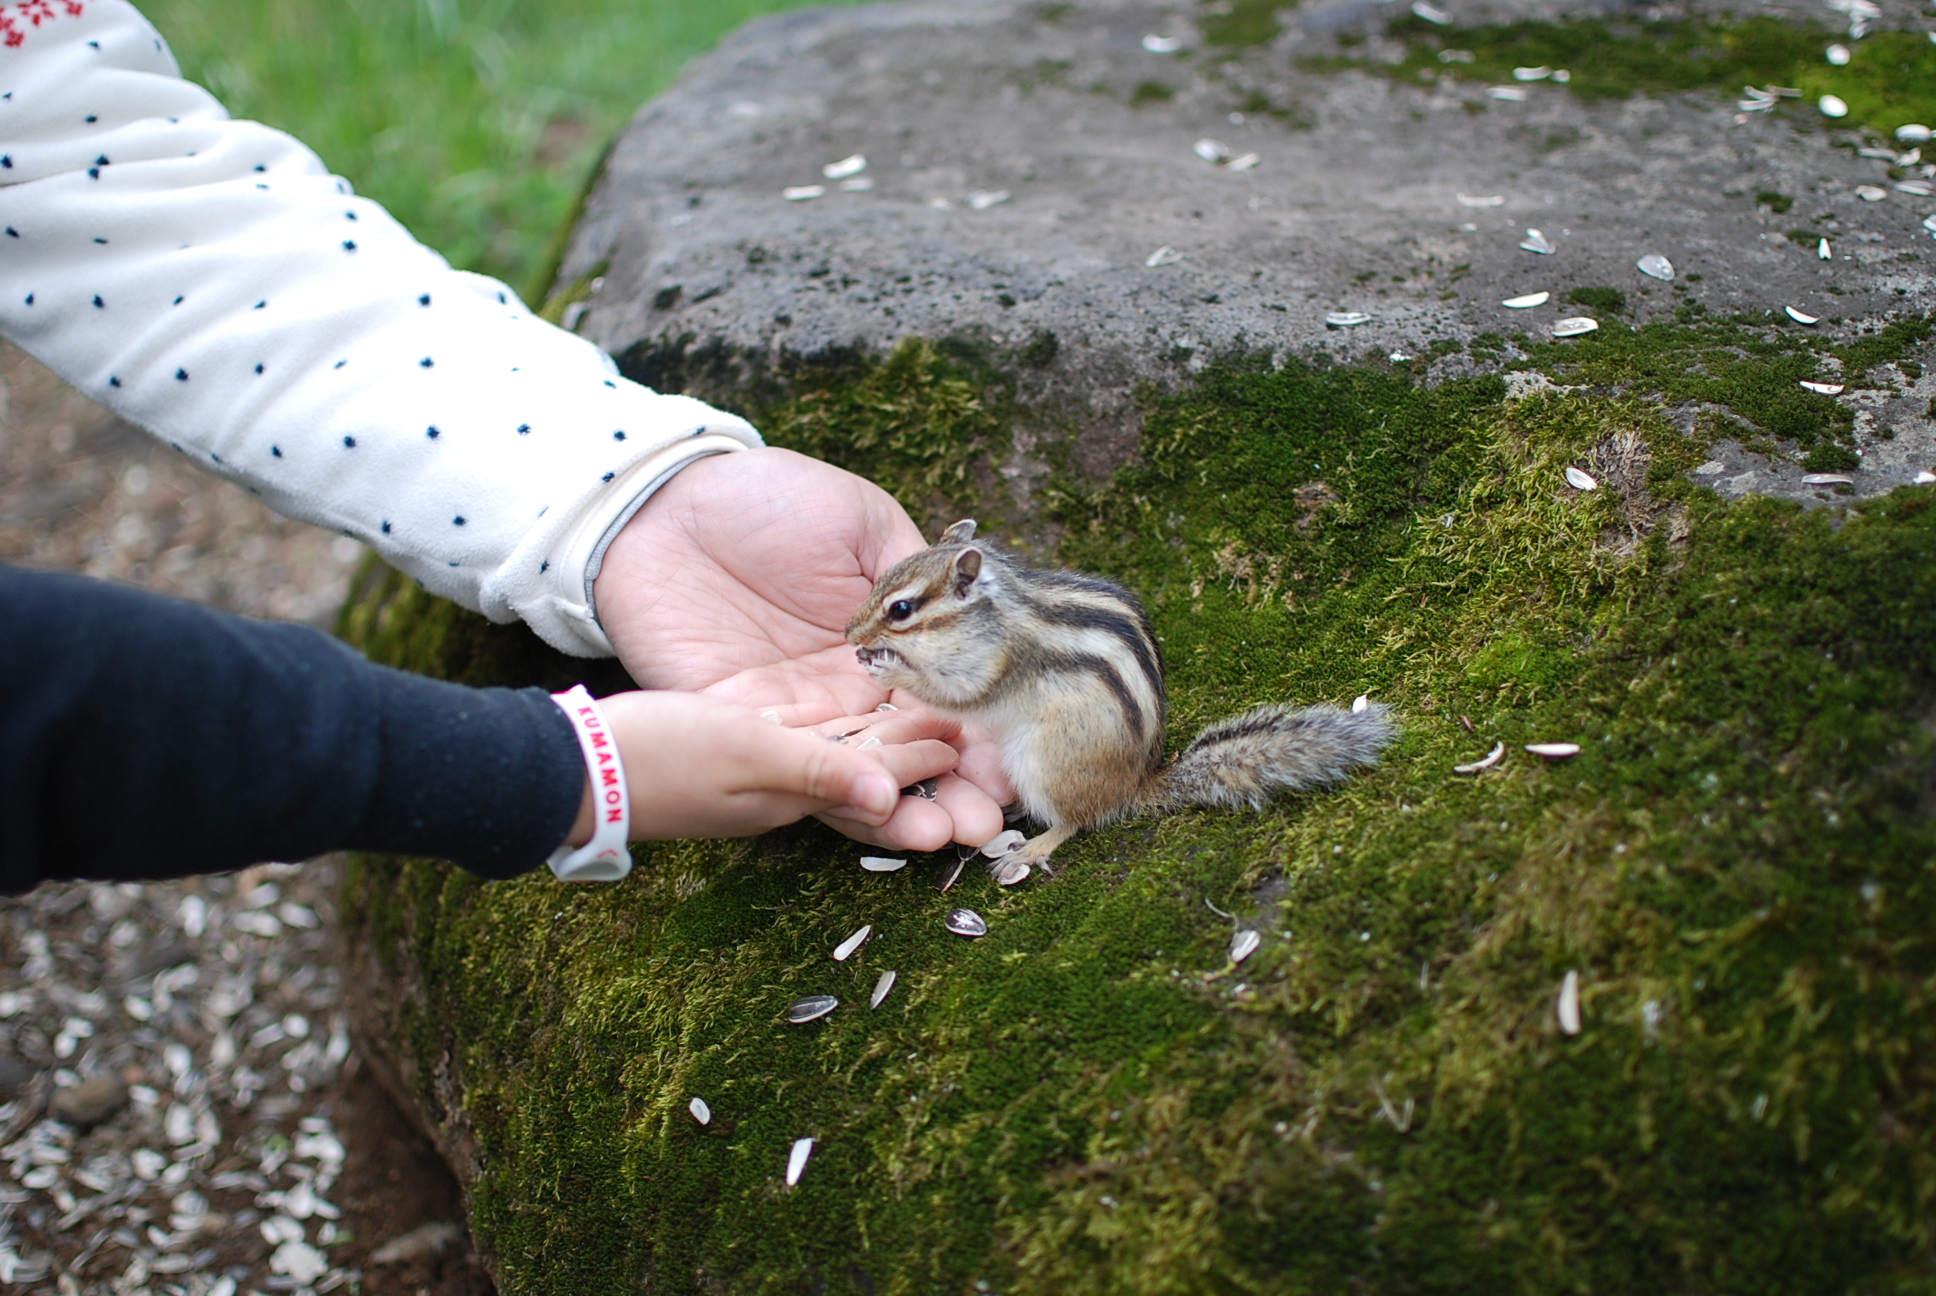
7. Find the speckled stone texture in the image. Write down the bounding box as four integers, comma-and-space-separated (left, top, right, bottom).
559, 0, 1936, 502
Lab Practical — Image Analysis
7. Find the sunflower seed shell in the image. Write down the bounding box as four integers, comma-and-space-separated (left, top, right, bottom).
1453, 741, 1506, 774
870, 970, 897, 1010
1636, 253, 1674, 281
1502, 291, 1549, 308
945, 909, 988, 938
1553, 316, 1599, 337
689, 1097, 712, 1125
1230, 930, 1262, 963
832, 926, 871, 961
1525, 742, 1581, 759
860, 856, 907, 872
1558, 970, 1582, 1035
1564, 466, 1598, 491
785, 1137, 814, 1185
786, 995, 839, 1024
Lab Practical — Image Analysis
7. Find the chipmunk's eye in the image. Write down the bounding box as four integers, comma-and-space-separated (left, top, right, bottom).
887, 599, 916, 622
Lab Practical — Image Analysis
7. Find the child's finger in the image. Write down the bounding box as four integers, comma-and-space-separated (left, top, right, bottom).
750, 701, 847, 729
815, 794, 956, 852
804, 708, 962, 747
930, 773, 1007, 847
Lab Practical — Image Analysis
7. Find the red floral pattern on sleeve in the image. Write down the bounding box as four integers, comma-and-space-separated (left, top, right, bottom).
0, 1, 86, 50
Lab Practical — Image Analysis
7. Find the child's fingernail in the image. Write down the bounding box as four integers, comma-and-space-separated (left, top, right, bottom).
856, 736, 883, 751
759, 709, 783, 725
857, 775, 897, 816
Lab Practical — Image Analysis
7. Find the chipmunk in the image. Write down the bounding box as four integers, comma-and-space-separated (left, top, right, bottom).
846, 520, 1395, 878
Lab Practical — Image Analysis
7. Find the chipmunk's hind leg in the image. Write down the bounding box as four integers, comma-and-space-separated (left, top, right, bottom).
988, 822, 1076, 883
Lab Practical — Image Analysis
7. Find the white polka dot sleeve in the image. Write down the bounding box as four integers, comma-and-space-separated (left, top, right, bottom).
0, 1, 760, 658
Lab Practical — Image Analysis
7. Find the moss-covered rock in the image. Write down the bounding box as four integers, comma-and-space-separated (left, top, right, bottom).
341, 334, 1936, 1294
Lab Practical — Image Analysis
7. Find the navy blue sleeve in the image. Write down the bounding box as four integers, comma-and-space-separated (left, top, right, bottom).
0, 563, 586, 894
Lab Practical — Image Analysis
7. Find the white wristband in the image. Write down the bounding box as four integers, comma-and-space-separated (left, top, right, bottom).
545, 685, 632, 882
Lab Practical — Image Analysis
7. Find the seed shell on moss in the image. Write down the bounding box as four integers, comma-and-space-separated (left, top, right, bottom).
1141, 33, 1183, 52
832, 926, 871, 961
1565, 466, 1598, 491
1512, 66, 1551, 82
1856, 185, 1888, 202
870, 971, 896, 1009
1227, 153, 1260, 172
1230, 930, 1261, 963
1352, 694, 1370, 714
1454, 741, 1505, 773
822, 154, 866, 180
1519, 228, 1554, 254
1502, 291, 1549, 308
860, 856, 907, 872
1325, 311, 1373, 327
1817, 239, 1831, 260
785, 1137, 813, 1185
1194, 139, 1231, 164
1914, 470, 1936, 483
1786, 306, 1820, 324
1801, 472, 1855, 485
1553, 317, 1599, 337
981, 829, 1027, 858
1526, 742, 1581, 759
1897, 181, 1933, 196
1636, 254, 1674, 281
1826, 43, 1851, 65
782, 185, 825, 201
1900, 124, 1933, 143
995, 861, 1031, 887
689, 1097, 711, 1125
786, 995, 839, 1024
1487, 86, 1529, 102
1558, 971, 1582, 1035
945, 909, 988, 938
938, 857, 967, 893
1145, 246, 1182, 267
1800, 380, 1845, 395
1410, 0, 1451, 23
1819, 95, 1849, 118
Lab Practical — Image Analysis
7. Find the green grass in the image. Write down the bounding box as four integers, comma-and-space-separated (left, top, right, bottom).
1296, 13, 1936, 140
141, 0, 869, 297
341, 330, 1936, 1293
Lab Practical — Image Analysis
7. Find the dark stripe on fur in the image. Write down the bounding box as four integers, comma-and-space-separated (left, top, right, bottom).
1036, 648, 1146, 740
1020, 588, 1164, 719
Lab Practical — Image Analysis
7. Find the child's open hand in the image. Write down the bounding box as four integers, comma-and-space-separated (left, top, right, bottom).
557, 693, 963, 846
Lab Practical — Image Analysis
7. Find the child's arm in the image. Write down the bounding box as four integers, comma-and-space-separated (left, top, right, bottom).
0, 1, 756, 660
561, 694, 962, 847
0, 563, 955, 894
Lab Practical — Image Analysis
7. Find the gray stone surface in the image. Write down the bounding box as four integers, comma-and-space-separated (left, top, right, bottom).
558, 0, 1936, 500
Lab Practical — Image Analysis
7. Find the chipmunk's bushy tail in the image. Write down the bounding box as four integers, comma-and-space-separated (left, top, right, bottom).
1152, 704, 1396, 811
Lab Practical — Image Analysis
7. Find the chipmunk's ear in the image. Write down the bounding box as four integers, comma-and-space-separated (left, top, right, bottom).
939, 519, 978, 545
950, 546, 983, 597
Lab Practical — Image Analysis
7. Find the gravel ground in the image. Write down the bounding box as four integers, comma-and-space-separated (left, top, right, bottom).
0, 342, 497, 1296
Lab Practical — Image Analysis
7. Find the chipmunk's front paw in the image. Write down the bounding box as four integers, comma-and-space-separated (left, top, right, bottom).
980, 826, 1073, 885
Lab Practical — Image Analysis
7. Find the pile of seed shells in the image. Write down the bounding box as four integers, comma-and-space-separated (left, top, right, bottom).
0, 863, 361, 1296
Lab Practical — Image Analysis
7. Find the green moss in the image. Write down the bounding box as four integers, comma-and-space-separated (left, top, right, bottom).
1318, 14, 1936, 138
1517, 310, 1933, 471
1758, 190, 1796, 215
1129, 80, 1175, 106
1566, 286, 1626, 316
343, 330, 1936, 1293
1200, 0, 1291, 48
